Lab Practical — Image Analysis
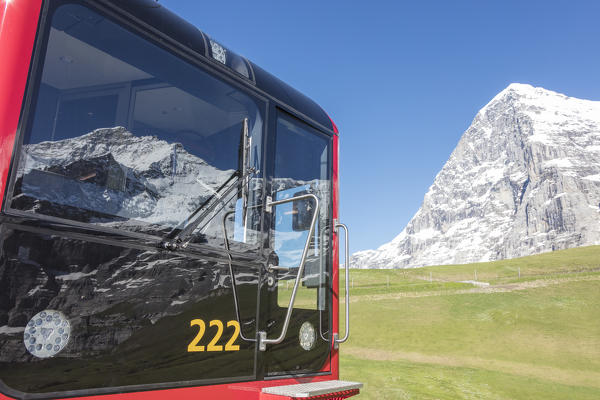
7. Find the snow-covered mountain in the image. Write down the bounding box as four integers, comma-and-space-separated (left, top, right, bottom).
351, 83, 600, 268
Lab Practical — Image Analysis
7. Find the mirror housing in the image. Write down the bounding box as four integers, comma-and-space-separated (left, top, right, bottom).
292, 190, 314, 231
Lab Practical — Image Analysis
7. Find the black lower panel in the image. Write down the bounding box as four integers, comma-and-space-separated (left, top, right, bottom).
263, 307, 331, 377
0, 224, 259, 394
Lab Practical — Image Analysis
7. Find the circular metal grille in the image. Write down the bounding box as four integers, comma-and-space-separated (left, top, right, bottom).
24, 310, 71, 358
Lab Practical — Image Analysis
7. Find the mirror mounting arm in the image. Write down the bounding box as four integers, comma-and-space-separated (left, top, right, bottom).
258, 193, 320, 351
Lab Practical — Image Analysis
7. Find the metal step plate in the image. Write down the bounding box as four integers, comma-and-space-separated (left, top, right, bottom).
262, 380, 363, 398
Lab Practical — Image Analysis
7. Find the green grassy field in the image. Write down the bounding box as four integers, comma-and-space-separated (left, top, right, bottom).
338, 245, 600, 399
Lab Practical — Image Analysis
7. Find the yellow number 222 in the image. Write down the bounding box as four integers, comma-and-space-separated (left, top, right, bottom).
188, 319, 240, 352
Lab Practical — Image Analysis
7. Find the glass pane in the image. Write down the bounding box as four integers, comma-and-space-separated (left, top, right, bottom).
272, 113, 331, 311
274, 185, 319, 310
54, 94, 119, 140
11, 4, 264, 249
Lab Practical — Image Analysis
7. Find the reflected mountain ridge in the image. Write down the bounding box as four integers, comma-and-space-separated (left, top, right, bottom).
16, 127, 235, 230
0, 127, 258, 367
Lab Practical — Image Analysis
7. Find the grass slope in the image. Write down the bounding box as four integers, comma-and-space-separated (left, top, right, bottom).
339, 245, 600, 399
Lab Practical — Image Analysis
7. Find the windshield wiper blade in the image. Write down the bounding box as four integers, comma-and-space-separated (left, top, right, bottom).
160, 167, 255, 250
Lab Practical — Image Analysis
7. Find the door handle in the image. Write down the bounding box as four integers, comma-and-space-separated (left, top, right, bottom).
333, 222, 349, 349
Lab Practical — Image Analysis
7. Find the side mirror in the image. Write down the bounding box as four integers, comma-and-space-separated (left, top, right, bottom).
292, 190, 314, 231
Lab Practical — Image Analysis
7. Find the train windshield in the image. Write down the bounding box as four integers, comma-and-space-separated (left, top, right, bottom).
11, 3, 264, 248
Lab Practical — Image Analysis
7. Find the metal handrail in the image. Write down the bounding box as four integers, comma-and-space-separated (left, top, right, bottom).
258, 193, 319, 351
334, 222, 349, 348
221, 210, 256, 342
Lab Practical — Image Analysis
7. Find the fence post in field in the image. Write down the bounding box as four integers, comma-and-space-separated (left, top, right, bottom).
430, 272, 432, 282
518, 267, 521, 279
475, 269, 477, 281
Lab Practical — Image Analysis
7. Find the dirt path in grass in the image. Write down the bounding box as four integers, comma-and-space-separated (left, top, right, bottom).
347, 274, 600, 303
344, 346, 600, 389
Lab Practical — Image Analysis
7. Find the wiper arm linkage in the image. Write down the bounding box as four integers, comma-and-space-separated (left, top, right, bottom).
160, 167, 255, 251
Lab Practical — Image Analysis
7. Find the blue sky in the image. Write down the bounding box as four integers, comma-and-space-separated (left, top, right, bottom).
161, 0, 600, 254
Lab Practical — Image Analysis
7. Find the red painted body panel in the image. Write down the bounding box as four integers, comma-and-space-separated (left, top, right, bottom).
0, 0, 43, 207
331, 122, 341, 381
260, 388, 358, 400
0, 376, 340, 400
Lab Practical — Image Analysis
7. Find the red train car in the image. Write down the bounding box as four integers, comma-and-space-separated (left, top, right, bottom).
0, 0, 360, 398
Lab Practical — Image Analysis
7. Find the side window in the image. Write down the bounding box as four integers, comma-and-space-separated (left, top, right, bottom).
271, 112, 332, 311
11, 4, 264, 248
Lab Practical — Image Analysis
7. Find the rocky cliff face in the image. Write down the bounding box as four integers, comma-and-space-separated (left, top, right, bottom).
351, 83, 600, 268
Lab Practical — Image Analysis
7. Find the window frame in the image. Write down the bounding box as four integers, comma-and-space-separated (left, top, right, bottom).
4, 0, 270, 259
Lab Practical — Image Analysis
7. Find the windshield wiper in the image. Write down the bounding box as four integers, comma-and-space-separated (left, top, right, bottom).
160, 167, 255, 250
161, 118, 255, 250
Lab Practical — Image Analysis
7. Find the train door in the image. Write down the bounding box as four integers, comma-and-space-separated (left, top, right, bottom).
257, 110, 333, 377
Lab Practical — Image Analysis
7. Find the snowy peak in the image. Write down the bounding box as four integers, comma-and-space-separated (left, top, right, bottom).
351, 84, 600, 268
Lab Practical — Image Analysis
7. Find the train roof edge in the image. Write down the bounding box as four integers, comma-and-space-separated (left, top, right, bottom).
99, 0, 334, 132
